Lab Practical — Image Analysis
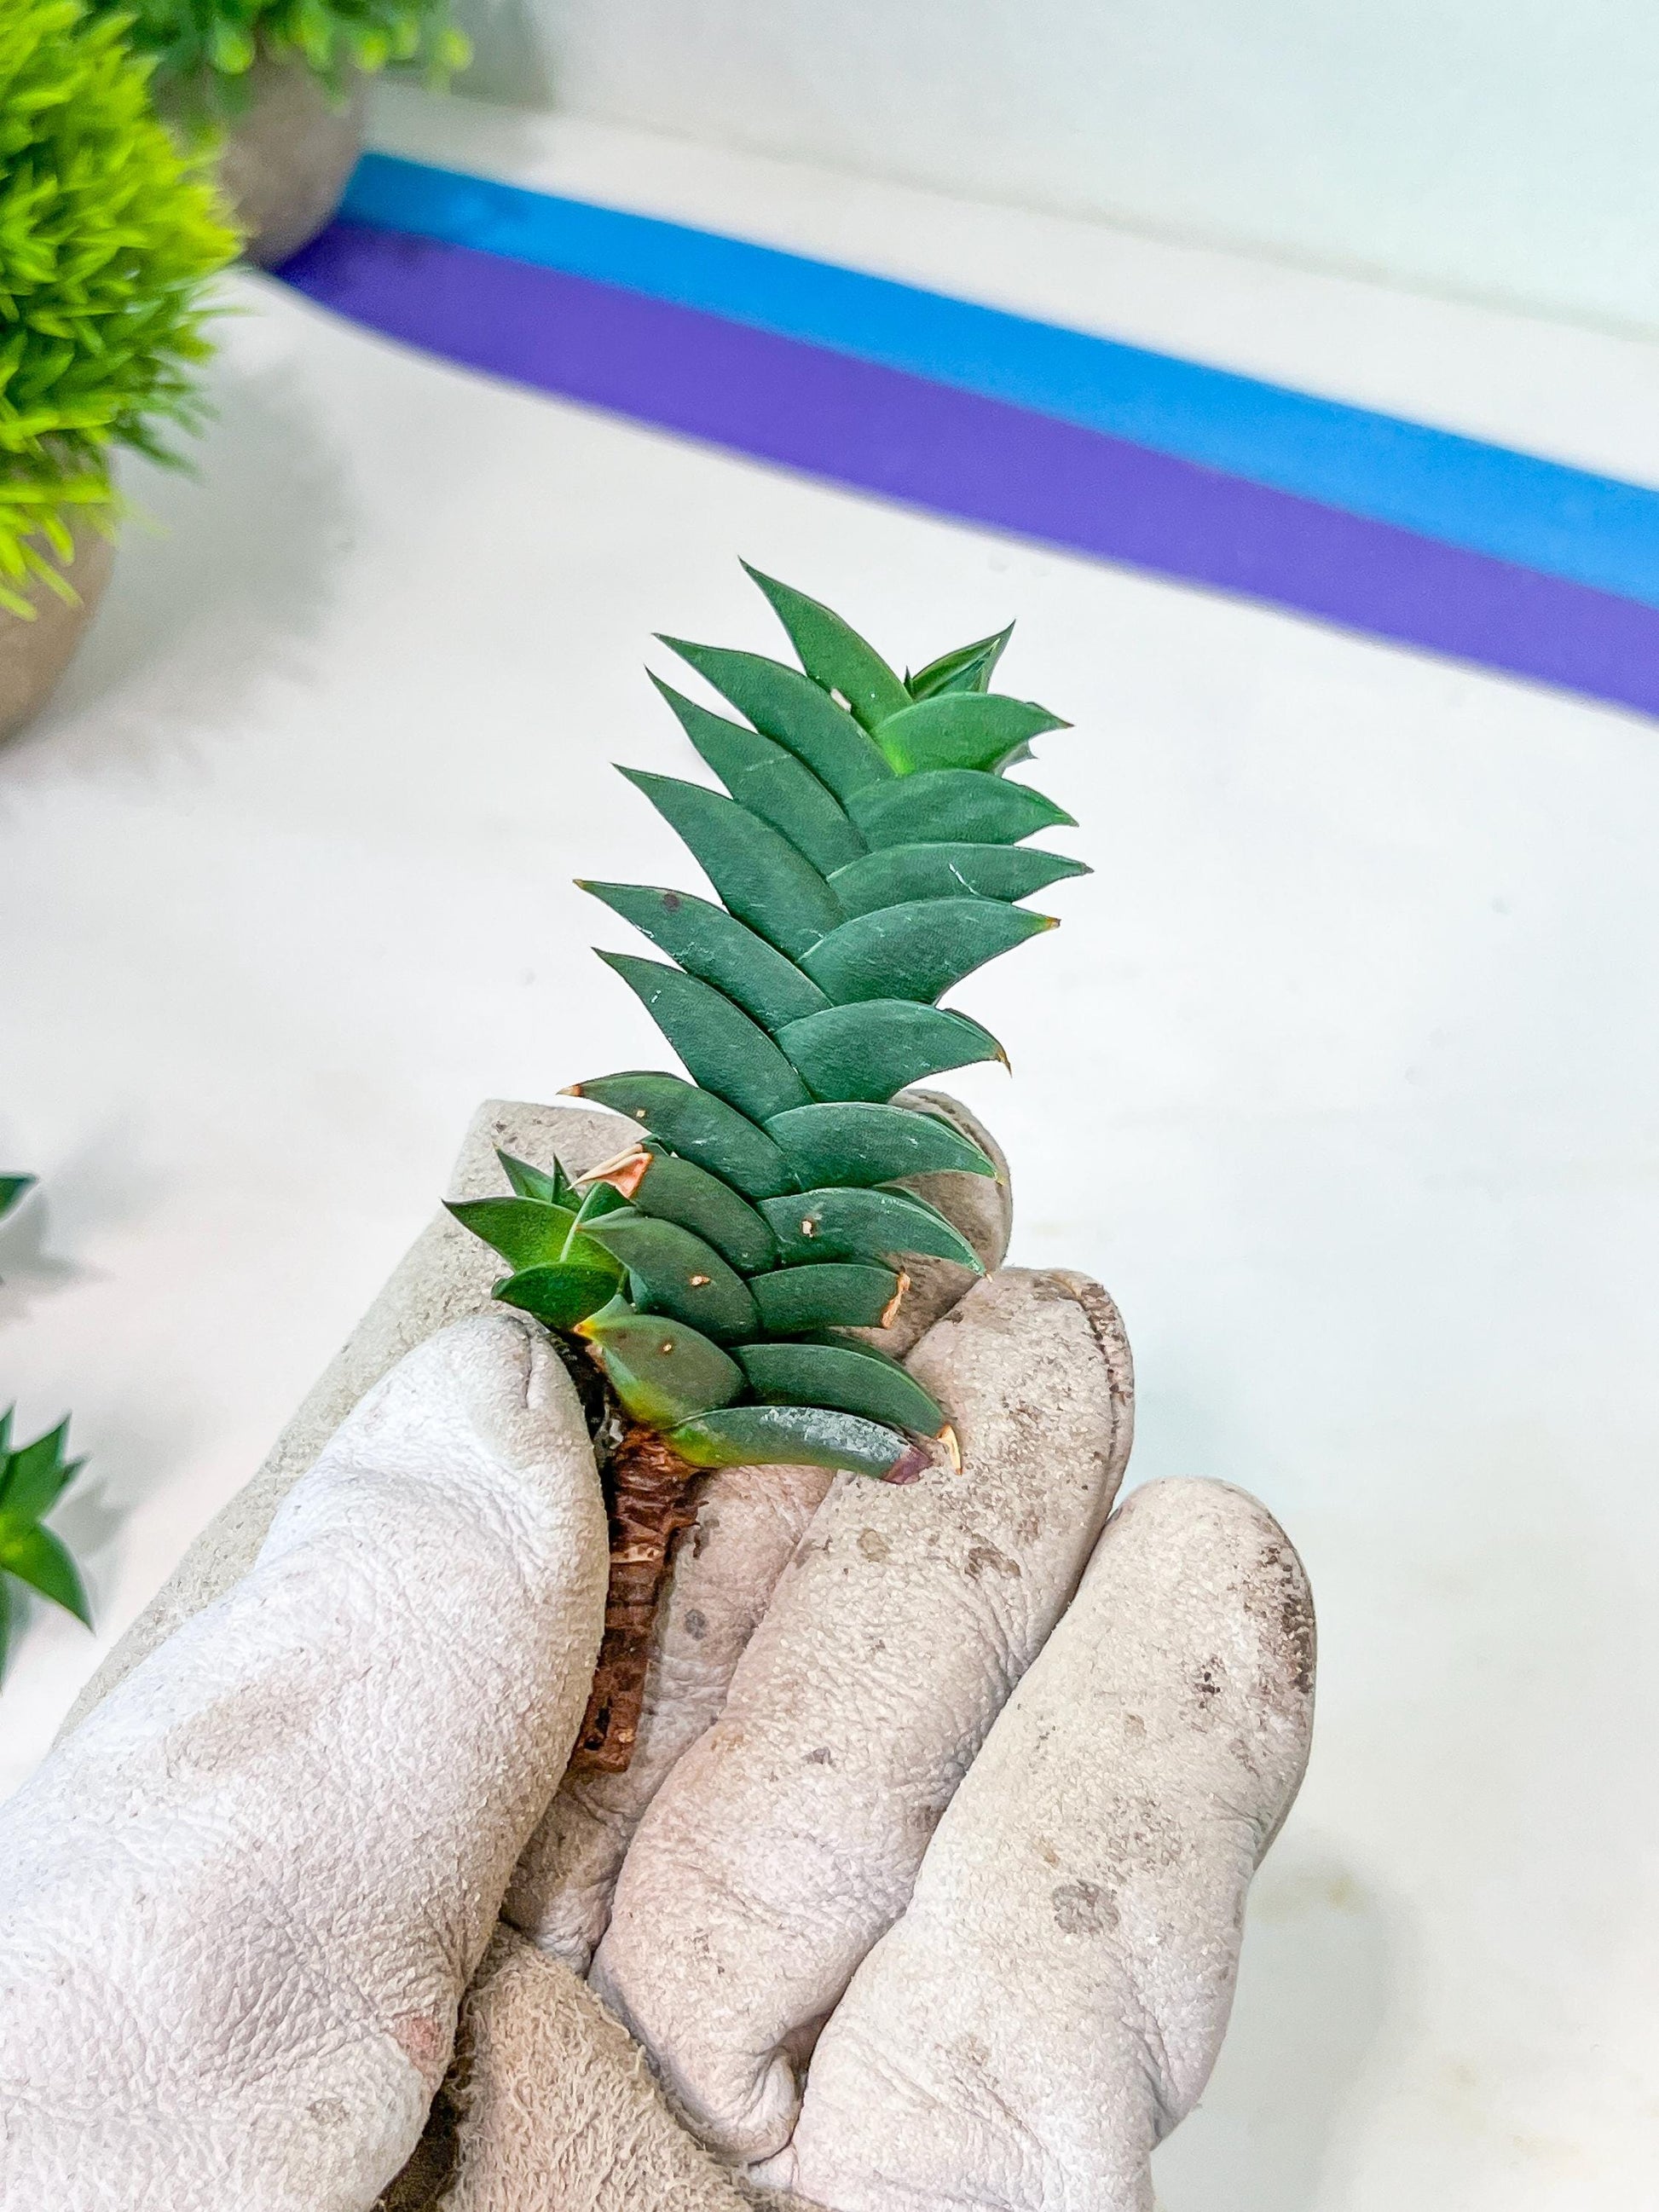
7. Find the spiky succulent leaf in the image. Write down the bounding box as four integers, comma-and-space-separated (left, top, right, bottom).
455, 570, 1080, 1476
577, 1309, 744, 1429
0, 1412, 91, 1676
742, 563, 912, 730
494, 1262, 623, 1330
829, 843, 1089, 916
650, 677, 867, 875
905, 625, 1014, 700
656, 639, 893, 802
666, 1403, 923, 1481
750, 1262, 906, 1334
802, 900, 1056, 1006
0, 1523, 90, 1623
0, 1417, 81, 1522
582, 1212, 760, 1342
735, 1338, 946, 1436
874, 694, 1069, 776
763, 1101, 993, 1187
446, 1196, 615, 1273
581, 1146, 778, 1273
565, 1075, 795, 1199
0, 1175, 36, 1221
602, 954, 812, 1123
581, 884, 829, 1031
777, 1000, 1007, 1101
760, 1187, 983, 1271
847, 771, 1073, 850
620, 770, 841, 959
495, 1149, 578, 1206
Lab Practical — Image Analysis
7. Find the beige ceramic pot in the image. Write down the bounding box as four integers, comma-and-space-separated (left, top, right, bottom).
214, 52, 367, 268
0, 531, 115, 742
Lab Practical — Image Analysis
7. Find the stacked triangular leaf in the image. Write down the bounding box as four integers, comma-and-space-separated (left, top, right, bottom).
451, 568, 1084, 1481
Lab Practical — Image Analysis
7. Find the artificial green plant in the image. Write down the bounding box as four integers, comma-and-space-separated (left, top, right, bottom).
450, 566, 1085, 1766
100, 0, 469, 117
0, 0, 238, 616
0, 1175, 90, 1679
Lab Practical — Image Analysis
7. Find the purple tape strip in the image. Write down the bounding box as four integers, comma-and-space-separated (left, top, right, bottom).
280, 223, 1659, 718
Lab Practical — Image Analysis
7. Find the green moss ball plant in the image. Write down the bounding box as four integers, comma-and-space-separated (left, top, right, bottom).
90, 0, 469, 265
109, 0, 469, 113
0, 0, 235, 729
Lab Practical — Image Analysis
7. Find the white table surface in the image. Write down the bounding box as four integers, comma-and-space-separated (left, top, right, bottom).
3, 87, 1657, 2211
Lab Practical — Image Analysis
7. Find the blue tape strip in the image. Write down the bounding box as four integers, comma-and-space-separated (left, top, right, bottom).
343, 153, 1659, 612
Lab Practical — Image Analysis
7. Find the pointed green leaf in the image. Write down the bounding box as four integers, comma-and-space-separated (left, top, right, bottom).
620, 769, 843, 960
582, 881, 830, 1031
742, 563, 913, 730
667, 1402, 920, 1481
494, 1262, 625, 1330
566, 1074, 795, 1199
847, 771, 1075, 850
0, 1418, 81, 1522
764, 1101, 994, 1187
656, 639, 893, 801
585, 1147, 777, 1273
802, 899, 1055, 1006
602, 954, 813, 1123
0, 1523, 91, 1627
906, 625, 1014, 700
734, 1339, 946, 1435
0, 1174, 35, 1222
876, 694, 1068, 775
650, 676, 867, 875
750, 1262, 905, 1334
777, 1001, 1008, 1101
760, 1187, 983, 1271
577, 1309, 743, 1429
829, 842, 1089, 917
0, 1576, 10, 1678
577, 1181, 634, 1222
584, 1213, 760, 1342
447, 1196, 583, 1270
495, 1150, 579, 1207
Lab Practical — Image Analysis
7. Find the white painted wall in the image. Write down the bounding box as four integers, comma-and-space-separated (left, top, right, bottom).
452, 0, 1659, 336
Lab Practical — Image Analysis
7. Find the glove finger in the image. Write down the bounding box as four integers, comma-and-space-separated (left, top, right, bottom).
588, 1267, 1134, 2165
501, 1089, 1012, 1974
772, 1478, 1316, 2212
60, 1097, 636, 1739
502, 1458, 836, 1972
0, 1312, 608, 2211
396, 1927, 757, 2212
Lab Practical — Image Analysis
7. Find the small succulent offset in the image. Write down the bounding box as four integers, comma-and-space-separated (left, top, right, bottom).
451, 568, 1084, 1767
0, 1175, 90, 1680
0, 0, 237, 616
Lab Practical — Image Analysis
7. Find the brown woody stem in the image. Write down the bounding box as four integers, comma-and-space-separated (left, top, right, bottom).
570, 1424, 702, 1773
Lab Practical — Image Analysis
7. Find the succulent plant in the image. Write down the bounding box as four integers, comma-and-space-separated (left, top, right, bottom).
0, 1175, 90, 1679
0, 0, 237, 617
450, 568, 1084, 1764
0, 1411, 90, 1678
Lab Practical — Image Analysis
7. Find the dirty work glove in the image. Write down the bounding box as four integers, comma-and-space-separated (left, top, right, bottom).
0, 1101, 1315, 2212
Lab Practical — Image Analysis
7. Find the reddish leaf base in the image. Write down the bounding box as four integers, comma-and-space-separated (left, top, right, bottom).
571, 1425, 702, 1773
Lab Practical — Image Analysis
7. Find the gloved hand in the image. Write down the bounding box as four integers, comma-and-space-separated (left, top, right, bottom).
0, 1100, 1315, 2212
